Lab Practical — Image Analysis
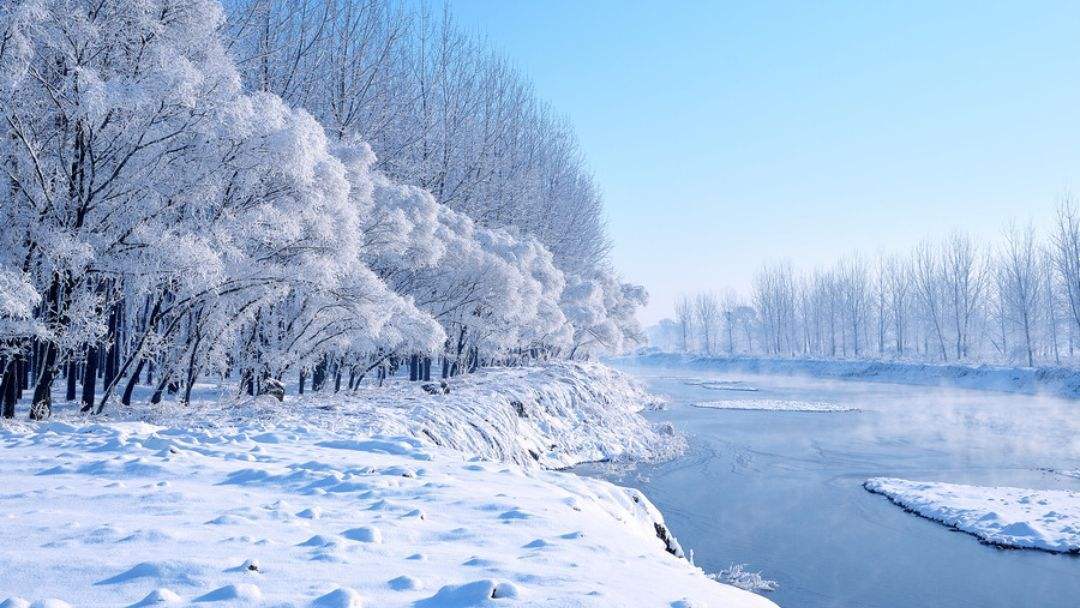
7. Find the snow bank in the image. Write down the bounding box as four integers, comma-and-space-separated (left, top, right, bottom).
627, 353, 1080, 399
94, 362, 679, 469
864, 478, 1080, 553
0, 374, 775, 607
690, 400, 855, 412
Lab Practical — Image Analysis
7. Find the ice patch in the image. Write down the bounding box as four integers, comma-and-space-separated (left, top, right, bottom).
690, 399, 856, 412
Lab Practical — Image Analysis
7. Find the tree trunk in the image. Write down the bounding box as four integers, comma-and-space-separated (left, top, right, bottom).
2, 358, 17, 418
121, 358, 148, 406
66, 359, 78, 402
80, 344, 98, 413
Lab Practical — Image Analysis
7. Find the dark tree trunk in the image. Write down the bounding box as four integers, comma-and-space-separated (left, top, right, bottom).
103, 305, 119, 390
312, 356, 328, 391
298, 370, 306, 395
29, 341, 59, 419
121, 358, 147, 406
65, 359, 77, 401
2, 358, 17, 418
150, 372, 171, 404
17, 356, 26, 396
80, 344, 98, 413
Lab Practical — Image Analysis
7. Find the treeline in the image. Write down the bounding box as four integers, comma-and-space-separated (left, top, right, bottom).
0, 0, 645, 419
659, 204, 1080, 368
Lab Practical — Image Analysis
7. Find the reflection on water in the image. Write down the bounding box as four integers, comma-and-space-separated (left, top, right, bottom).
579, 363, 1080, 608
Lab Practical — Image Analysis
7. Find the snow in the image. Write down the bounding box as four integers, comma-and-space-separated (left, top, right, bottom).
0, 363, 774, 607
684, 380, 760, 392
1047, 469, 1080, 480
690, 400, 856, 412
864, 478, 1080, 553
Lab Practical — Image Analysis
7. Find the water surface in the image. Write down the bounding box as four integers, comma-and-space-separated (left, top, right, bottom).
581, 362, 1080, 608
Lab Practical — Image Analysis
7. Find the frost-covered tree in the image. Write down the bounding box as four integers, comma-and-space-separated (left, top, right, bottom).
0, 0, 645, 418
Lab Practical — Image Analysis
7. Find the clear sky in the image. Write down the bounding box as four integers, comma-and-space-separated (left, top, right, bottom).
444, 1, 1080, 324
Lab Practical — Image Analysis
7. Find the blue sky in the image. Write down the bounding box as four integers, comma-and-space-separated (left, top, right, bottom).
445, 1, 1080, 323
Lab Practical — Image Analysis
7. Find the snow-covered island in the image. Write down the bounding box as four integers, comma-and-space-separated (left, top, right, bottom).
864, 478, 1080, 554
0, 363, 777, 607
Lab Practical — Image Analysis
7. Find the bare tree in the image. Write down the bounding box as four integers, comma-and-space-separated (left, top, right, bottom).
674, 295, 693, 353
998, 224, 1042, 367
694, 292, 721, 355
885, 255, 910, 357
1052, 197, 1080, 341
941, 231, 985, 359
912, 240, 950, 361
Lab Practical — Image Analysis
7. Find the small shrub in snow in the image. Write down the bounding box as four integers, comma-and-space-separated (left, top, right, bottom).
707, 564, 779, 593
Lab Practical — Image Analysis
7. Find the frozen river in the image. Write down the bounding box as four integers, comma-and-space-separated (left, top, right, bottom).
582, 361, 1080, 608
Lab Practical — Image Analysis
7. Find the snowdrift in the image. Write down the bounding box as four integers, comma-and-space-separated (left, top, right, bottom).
627, 353, 1080, 399
103, 361, 679, 469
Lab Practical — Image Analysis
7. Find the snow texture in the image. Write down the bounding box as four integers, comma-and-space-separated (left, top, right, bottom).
865, 477, 1080, 553
689, 400, 856, 412
95, 362, 679, 469
0, 363, 772, 607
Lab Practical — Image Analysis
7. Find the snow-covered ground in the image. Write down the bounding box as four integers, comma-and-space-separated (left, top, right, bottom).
864, 478, 1080, 553
626, 353, 1080, 400
689, 400, 855, 413
0, 363, 774, 607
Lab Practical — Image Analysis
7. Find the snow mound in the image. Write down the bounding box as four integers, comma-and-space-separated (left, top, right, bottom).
193, 583, 262, 603
311, 587, 363, 607
342, 526, 382, 543
95, 561, 206, 587
865, 477, 1080, 553
414, 580, 518, 607
129, 588, 183, 607
690, 399, 856, 412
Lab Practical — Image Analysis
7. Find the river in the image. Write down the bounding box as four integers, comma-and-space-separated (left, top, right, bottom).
580, 361, 1080, 608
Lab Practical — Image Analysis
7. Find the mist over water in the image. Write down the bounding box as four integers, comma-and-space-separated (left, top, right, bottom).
581, 363, 1080, 608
